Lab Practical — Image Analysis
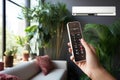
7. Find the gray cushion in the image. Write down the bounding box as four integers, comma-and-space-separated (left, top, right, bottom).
52, 60, 67, 69
0, 61, 40, 80
0, 60, 67, 80
31, 69, 66, 80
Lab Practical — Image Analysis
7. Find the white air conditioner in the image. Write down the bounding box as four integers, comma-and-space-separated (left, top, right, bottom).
72, 6, 116, 16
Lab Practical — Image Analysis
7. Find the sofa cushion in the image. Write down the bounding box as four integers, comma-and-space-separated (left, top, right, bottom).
36, 55, 55, 75
0, 60, 67, 80
52, 60, 67, 69
31, 69, 66, 80
0, 60, 41, 80
0, 74, 21, 80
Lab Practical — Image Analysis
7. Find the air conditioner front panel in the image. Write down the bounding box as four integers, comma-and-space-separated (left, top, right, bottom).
72, 6, 116, 16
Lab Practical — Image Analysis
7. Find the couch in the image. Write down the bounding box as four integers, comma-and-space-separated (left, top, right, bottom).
0, 60, 67, 80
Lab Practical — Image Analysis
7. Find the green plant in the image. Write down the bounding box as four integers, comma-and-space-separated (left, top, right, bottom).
15, 36, 31, 53
4, 46, 18, 56
79, 73, 90, 80
22, 0, 69, 58
82, 19, 120, 79
15, 36, 28, 47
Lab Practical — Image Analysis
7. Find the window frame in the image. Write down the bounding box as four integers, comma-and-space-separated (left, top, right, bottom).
2, 0, 30, 61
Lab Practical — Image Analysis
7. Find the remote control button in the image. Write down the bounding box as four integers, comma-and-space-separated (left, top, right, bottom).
74, 38, 76, 41
80, 48, 83, 51
81, 51, 84, 54
81, 55, 84, 57
76, 49, 78, 52
76, 52, 79, 55
74, 45, 78, 48
80, 46, 83, 49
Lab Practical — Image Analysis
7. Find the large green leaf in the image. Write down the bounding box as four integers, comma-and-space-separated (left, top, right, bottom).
83, 20, 120, 79
83, 24, 115, 55
25, 25, 38, 41
80, 73, 90, 80
109, 19, 120, 41
83, 24, 112, 42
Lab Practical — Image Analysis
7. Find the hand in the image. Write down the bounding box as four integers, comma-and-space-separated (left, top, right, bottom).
68, 38, 116, 80
68, 38, 100, 77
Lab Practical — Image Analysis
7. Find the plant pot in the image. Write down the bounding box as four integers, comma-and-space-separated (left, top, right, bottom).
4, 56, 13, 67
0, 62, 4, 71
23, 54, 29, 61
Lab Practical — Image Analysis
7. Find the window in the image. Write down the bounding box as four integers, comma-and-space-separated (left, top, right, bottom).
10, 0, 25, 7
6, 0, 25, 58
31, 0, 38, 8
0, 0, 3, 61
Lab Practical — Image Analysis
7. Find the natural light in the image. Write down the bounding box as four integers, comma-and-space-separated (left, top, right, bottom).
0, 0, 2, 61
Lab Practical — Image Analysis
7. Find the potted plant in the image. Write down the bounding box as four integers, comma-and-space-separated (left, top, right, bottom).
15, 36, 31, 52
4, 46, 17, 67
80, 19, 120, 79
22, 0, 69, 59
15, 36, 31, 60
22, 50, 29, 61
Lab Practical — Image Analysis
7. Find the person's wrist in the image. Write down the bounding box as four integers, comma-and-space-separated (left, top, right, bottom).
89, 66, 104, 79
90, 66, 116, 80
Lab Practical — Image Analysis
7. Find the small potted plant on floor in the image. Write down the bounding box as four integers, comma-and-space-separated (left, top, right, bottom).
22, 50, 29, 61
4, 46, 17, 67
15, 36, 31, 61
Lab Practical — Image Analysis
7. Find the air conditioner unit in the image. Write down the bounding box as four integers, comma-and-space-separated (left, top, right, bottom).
72, 6, 116, 16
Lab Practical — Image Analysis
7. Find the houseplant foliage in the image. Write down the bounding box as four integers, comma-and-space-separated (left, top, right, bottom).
22, 0, 69, 58
15, 36, 31, 52
81, 19, 120, 79
4, 46, 18, 57
4, 46, 17, 67
15, 36, 31, 61
15, 36, 28, 47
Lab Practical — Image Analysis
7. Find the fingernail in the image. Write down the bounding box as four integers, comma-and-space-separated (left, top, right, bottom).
80, 38, 84, 41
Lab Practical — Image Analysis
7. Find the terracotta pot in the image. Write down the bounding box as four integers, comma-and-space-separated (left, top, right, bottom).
23, 54, 29, 61
0, 62, 4, 71
4, 56, 13, 67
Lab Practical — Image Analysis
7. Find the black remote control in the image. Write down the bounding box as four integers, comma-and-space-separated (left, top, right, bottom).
67, 21, 86, 61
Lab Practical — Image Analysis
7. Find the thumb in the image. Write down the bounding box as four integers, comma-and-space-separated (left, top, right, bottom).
80, 38, 90, 50
80, 38, 93, 57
